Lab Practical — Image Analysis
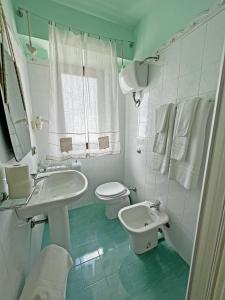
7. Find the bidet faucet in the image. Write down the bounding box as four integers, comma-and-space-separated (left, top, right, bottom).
149, 200, 161, 211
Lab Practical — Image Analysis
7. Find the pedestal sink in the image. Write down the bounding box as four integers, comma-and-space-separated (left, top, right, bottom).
16, 170, 88, 252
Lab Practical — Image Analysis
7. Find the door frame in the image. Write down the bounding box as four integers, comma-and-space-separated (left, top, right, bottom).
186, 40, 225, 300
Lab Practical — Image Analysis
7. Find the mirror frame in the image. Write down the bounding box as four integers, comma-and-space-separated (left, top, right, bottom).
0, 8, 32, 161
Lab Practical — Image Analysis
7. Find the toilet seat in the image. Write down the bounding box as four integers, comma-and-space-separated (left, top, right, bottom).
96, 182, 126, 198
95, 189, 130, 201
95, 181, 130, 219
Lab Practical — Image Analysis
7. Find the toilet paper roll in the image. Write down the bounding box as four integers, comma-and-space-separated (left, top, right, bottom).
0, 164, 6, 180
5, 165, 32, 199
5, 164, 30, 182
8, 179, 32, 199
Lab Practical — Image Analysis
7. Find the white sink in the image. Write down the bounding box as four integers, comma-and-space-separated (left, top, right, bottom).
17, 170, 88, 219
16, 170, 88, 252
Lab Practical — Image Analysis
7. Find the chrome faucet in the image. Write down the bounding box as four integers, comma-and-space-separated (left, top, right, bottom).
31, 174, 49, 186
149, 200, 161, 211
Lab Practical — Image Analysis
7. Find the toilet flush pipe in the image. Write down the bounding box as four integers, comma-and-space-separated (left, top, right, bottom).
127, 187, 136, 205
128, 187, 136, 192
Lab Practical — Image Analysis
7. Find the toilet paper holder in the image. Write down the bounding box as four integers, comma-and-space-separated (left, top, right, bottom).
0, 192, 8, 202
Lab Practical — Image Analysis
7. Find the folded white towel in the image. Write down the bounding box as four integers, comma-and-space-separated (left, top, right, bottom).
152, 104, 176, 174
20, 244, 73, 300
155, 104, 170, 132
153, 104, 171, 154
171, 98, 200, 161
169, 99, 212, 190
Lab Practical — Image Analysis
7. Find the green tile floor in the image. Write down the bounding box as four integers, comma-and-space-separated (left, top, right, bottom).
42, 203, 189, 300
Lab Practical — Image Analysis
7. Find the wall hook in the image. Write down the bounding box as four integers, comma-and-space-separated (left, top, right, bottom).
133, 92, 141, 108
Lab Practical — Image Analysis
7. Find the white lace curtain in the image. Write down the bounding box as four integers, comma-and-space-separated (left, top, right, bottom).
47, 24, 120, 160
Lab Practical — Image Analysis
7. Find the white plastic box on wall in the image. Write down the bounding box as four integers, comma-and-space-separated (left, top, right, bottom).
119, 61, 149, 94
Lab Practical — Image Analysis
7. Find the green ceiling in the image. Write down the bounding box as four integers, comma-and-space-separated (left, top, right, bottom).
51, 0, 157, 28
134, 0, 220, 60
12, 0, 141, 60
12, 0, 221, 61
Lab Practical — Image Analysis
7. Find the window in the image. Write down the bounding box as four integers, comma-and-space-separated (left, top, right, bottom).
48, 25, 120, 160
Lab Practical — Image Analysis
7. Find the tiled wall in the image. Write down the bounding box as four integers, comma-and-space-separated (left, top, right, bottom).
27, 59, 125, 209
124, 7, 225, 263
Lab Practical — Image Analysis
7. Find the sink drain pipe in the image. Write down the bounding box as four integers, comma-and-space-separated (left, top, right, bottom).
30, 217, 48, 229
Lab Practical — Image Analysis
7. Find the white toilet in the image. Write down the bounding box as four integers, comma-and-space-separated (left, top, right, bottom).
118, 201, 169, 254
95, 182, 130, 219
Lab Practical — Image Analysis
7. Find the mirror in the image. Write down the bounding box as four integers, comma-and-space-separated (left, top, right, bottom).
0, 43, 31, 161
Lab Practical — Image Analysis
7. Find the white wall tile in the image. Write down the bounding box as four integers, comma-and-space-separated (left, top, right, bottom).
199, 60, 221, 94
183, 188, 201, 239
0, 241, 13, 300
155, 173, 169, 206
163, 40, 181, 81
125, 8, 225, 264
203, 9, 225, 65
167, 180, 186, 221
180, 25, 207, 76
28, 62, 50, 93
162, 76, 179, 101
149, 64, 164, 88
178, 69, 201, 99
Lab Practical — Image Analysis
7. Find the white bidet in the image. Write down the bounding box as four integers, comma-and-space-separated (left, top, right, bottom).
118, 201, 169, 254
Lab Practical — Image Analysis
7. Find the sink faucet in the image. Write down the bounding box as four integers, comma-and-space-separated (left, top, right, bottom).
149, 200, 161, 211
31, 174, 49, 186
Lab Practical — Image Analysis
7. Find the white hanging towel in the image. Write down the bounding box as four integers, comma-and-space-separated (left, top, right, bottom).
171, 97, 200, 161
153, 104, 171, 154
20, 244, 73, 300
169, 99, 212, 190
152, 104, 176, 174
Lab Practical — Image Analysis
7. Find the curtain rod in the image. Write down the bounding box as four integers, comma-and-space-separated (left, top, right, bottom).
16, 7, 134, 48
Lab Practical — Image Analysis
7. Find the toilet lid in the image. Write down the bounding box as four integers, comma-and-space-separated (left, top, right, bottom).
96, 182, 126, 197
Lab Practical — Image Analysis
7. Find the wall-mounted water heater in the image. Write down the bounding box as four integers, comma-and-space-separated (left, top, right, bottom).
119, 55, 159, 107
